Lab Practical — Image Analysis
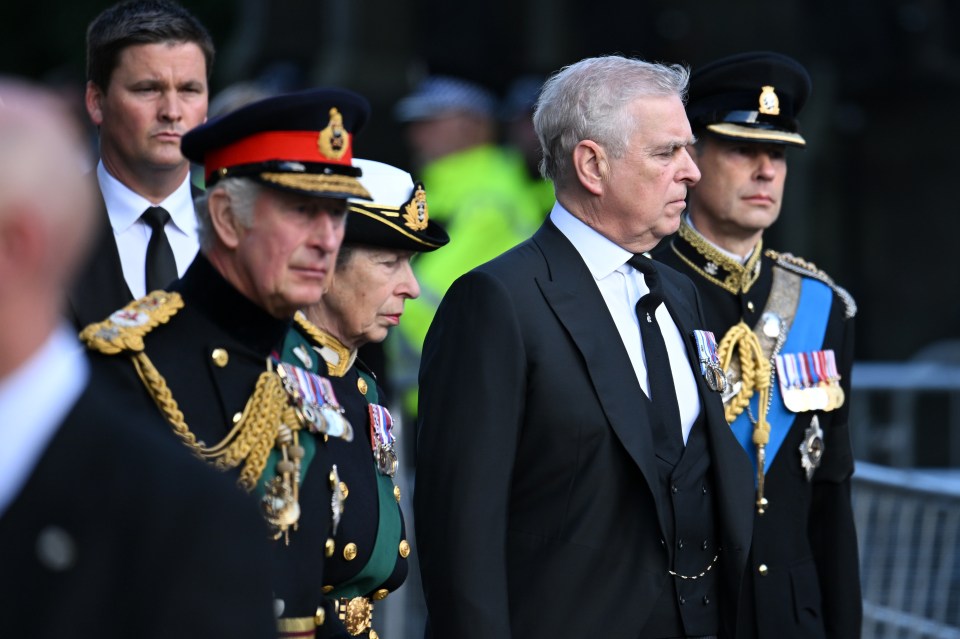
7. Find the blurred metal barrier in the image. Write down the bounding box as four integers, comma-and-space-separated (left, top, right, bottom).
850, 362, 960, 467
854, 462, 960, 638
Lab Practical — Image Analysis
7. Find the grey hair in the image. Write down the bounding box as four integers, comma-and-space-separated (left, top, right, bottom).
194, 177, 260, 251
533, 55, 690, 186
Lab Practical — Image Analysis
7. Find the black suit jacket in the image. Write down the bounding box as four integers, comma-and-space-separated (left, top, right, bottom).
0, 369, 275, 638
415, 219, 754, 639
68, 202, 130, 330
67, 184, 202, 330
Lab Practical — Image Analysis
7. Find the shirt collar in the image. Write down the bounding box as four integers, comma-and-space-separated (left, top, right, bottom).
97, 160, 196, 235
549, 203, 633, 280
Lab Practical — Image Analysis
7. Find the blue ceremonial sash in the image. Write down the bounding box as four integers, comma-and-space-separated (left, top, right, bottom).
730, 276, 833, 479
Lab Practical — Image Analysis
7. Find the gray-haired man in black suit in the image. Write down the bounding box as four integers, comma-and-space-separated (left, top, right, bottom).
415, 55, 756, 639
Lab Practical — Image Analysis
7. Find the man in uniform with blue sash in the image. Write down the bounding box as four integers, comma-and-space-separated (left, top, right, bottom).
654, 51, 862, 638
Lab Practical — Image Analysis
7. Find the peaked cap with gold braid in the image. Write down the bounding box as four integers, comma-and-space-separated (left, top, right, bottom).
346, 159, 450, 252
687, 51, 811, 148
181, 87, 373, 200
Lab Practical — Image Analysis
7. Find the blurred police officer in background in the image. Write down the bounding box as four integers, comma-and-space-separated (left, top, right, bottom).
501, 74, 554, 215
69, 0, 213, 328
653, 51, 862, 638
282, 159, 448, 638
0, 77, 274, 639
80, 87, 373, 638
390, 75, 542, 423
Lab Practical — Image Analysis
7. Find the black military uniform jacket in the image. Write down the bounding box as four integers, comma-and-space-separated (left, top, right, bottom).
82, 254, 340, 636
282, 317, 409, 638
654, 218, 862, 638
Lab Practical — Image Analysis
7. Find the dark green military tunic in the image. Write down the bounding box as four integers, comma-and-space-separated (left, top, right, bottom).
281, 315, 409, 639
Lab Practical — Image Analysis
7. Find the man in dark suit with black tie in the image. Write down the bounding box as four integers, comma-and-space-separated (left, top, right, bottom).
414, 55, 756, 639
0, 78, 274, 639
68, 0, 213, 328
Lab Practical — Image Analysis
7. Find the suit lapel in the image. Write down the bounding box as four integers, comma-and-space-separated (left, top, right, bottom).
68, 198, 133, 329
532, 221, 668, 525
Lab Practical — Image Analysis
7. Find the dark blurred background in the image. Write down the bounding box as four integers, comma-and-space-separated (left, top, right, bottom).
7, 0, 960, 361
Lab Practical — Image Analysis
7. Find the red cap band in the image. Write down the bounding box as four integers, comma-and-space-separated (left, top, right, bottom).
204, 130, 354, 180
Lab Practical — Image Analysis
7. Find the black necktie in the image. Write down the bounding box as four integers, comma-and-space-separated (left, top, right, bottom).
142, 206, 178, 292
628, 255, 684, 462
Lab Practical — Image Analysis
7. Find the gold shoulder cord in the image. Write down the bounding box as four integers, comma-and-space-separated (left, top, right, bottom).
81, 292, 305, 540
716, 323, 772, 512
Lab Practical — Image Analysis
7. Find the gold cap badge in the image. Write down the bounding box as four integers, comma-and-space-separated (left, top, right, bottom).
402, 183, 429, 231
318, 107, 349, 160
758, 86, 780, 115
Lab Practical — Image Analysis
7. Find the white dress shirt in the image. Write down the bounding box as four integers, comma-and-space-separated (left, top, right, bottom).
0, 326, 88, 518
97, 160, 200, 299
550, 204, 702, 443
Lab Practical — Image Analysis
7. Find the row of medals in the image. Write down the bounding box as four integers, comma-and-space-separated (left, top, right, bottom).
775, 351, 844, 414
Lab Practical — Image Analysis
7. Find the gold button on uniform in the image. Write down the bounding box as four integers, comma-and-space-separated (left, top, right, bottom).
758, 563, 769, 576
325, 538, 335, 558
340, 481, 349, 500
344, 542, 358, 561
372, 588, 389, 601
315, 606, 326, 626
393, 485, 401, 502
747, 301, 755, 312
357, 377, 368, 395
399, 540, 411, 558
211, 348, 229, 367
232, 411, 243, 424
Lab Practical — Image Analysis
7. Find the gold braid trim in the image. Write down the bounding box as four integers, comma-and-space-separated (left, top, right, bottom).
131, 350, 296, 493
765, 249, 857, 319
293, 311, 354, 377
676, 220, 763, 294
79, 291, 183, 354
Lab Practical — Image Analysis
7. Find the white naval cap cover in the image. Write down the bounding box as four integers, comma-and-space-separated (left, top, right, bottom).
350, 159, 415, 206
345, 159, 449, 252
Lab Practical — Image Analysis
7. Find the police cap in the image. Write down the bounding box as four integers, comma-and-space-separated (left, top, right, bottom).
181, 87, 372, 199
393, 76, 497, 122
346, 159, 449, 252
687, 51, 811, 147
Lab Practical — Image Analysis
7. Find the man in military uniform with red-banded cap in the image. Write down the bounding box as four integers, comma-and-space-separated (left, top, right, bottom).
653, 51, 862, 638
82, 87, 372, 638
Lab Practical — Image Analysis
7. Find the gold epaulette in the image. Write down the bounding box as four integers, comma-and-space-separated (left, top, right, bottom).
765, 250, 857, 319
79, 291, 183, 354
